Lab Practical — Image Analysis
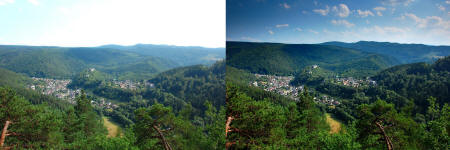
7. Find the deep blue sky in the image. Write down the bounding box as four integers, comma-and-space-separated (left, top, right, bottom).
227, 0, 450, 45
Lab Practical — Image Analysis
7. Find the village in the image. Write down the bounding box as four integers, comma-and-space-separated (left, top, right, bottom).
27, 77, 119, 110
334, 76, 377, 88
28, 77, 81, 103
111, 79, 154, 90
250, 74, 341, 106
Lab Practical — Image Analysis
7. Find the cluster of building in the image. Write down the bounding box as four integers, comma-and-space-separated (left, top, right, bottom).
92, 98, 119, 110
111, 80, 154, 90
250, 73, 342, 106
251, 74, 304, 100
314, 95, 341, 106
28, 77, 81, 103
335, 77, 376, 88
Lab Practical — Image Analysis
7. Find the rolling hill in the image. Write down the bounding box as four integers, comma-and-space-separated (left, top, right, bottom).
226, 41, 399, 77
0, 44, 223, 79
100, 44, 225, 66
322, 41, 450, 64
372, 56, 450, 110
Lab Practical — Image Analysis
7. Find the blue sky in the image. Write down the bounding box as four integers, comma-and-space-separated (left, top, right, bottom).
0, 0, 225, 48
227, 0, 450, 45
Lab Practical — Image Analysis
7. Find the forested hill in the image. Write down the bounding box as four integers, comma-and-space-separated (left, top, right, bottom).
100, 44, 225, 66
227, 41, 399, 77
0, 68, 69, 109
149, 60, 225, 109
0, 44, 224, 79
372, 56, 450, 110
322, 41, 450, 64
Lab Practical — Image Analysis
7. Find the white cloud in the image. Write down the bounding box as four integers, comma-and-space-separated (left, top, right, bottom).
331, 19, 355, 28
360, 26, 409, 37
313, 5, 329, 16
382, 0, 414, 6
437, 4, 445, 11
241, 37, 260, 42
295, 28, 302, 32
446, 0, 450, 4
403, 13, 450, 29
27, 0, 39, 5
373, 7, 386, 16
280, 2, 290, 9
308, 29, 319, 34
0, 0, 14, 6
268, 30, 274, 35
357, 10, 374, 17
276, 24, 289, 28
332, 4, 350, 17
403, 13, 427, 28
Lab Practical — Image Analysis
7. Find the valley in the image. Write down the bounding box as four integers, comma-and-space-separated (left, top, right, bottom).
0, 44, 225, 149
226, 41, 450, 149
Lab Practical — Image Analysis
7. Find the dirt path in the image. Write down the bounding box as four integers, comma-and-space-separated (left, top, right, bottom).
326, 113, 342, 134
103, 117, 120, 137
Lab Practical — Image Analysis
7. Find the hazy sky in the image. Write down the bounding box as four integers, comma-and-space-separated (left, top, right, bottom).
0, 0, 225, 48
227, 0, 450, 45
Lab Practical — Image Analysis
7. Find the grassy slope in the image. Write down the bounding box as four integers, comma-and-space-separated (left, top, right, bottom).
326, 113, 342, 134
103, 117, 121, 137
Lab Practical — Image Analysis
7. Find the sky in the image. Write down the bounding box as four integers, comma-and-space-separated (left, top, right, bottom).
0, 0, 225, 48
227, 0, 450, 45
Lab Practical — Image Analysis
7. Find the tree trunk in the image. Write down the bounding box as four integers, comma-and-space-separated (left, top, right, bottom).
375, 121, 393, 150
152, 125, 172, 150
225, 116, 234, 137
1, 120, 11, 148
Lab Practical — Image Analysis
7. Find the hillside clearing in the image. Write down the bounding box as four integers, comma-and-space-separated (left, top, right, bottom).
326, 113, 342, 134
103, 117, 120, 137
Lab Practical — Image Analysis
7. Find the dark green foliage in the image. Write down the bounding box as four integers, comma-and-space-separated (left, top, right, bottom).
356, 100, 421, 149
322, 41, 450, 64
133, 102, 225, 150
149, 61, 225, 110
226, 80, 362, 149
225, 41, 449, 149
134, 103, 177, 149
372, 56, 450, 113
0, 87, 130, 149
1, 86, 227, 149
227, 41, 398, 76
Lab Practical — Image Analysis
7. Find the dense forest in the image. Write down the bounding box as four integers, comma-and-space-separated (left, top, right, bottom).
226, 41, 449, 149
322, 41, 450, 64
0, 61, 226, 149
100, 44, 225, 66
0, 45, 224, 80
0, 87, 225, 149
0, 43, 226, 150
227, 41, 399, 77
226, 65, 448, 149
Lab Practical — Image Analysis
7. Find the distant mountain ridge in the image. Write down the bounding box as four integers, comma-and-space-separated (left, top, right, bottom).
227, 41, 399, 77
322, 41, 450, 64
0, 44, 224, 79
99, 44, 225, 66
